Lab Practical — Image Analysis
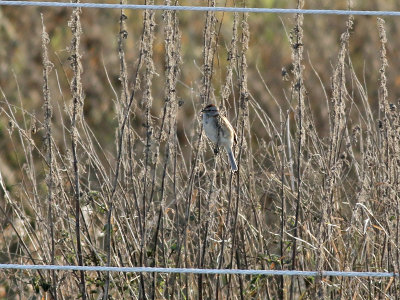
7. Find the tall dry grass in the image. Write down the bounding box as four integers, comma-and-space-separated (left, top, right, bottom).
1, 0, 400, 299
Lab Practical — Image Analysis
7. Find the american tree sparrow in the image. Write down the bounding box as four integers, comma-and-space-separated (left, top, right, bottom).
201, 104, 238, 171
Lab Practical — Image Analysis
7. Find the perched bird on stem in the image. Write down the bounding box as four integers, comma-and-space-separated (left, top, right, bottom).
201, 104, 238, 171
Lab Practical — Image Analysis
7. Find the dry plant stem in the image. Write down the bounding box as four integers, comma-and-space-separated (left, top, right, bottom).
41, 14, 57, 300
138, 6, 156, 297
198, 205, 210, 300
227, 143, 242, 298
199, 1, 225, 298
150, 208, 163, 300
149, 0, 180, 217
68, 5, 87, 299
238, 16, 260, 247
103, 3, 155, 299
103, 3, 129, 299
153, 136, 172, 299
170, 15, 217, 278
201, 0, 217, 105
319, 13, 353, 299
150, 114, 174, 299
198, 148, 219, 299
216, 172, 234, 298
165, 3, 181, 297
119, 7, 147, 297
377, 17, 400, 296
211, 11, 238, 300
118, 0, 146, 295
198, 147, 218, 297
289, 0, 305, 299
169, 0, 217, 296
221, 12, 238, 108
149, 2, 181, 298
169, 130, 201, 297
140, 4, 156, 300
227, 10, 250, 298
117, 0, 142, 264
117, 0, 138, 210
279, 113, 287, 300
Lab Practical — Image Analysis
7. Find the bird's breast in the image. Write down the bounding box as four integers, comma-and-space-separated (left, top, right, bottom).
203, 116, 232, 148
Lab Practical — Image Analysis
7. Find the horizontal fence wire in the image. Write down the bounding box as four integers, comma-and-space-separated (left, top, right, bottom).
1, 1, 400, 16
0, 264, 399, 278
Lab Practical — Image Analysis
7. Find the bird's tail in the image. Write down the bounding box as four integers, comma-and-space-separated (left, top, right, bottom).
226, 148, 238, 172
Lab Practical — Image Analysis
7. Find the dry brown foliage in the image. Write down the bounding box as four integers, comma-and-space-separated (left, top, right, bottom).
1, 1, 400, 299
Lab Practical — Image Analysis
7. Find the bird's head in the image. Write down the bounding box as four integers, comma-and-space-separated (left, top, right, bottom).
201, 104, 219, 117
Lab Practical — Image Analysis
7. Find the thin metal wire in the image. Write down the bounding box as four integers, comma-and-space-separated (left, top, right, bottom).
1, 1, 400, 16
0, 264, 398, 277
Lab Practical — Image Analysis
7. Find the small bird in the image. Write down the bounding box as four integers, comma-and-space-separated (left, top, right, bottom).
201, 104, 238, 171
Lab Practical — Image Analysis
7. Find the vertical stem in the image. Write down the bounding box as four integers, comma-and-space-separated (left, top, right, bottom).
289, 1, 305, 299
68, 4, 86, 299
41, 14, 57, 300
279, 112, 287, 300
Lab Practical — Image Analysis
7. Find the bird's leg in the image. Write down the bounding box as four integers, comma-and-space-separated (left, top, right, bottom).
214, 145, 219, 155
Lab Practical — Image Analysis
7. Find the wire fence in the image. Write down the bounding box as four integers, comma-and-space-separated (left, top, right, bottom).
1, 1, 400, 16
0, 264, 399, 278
